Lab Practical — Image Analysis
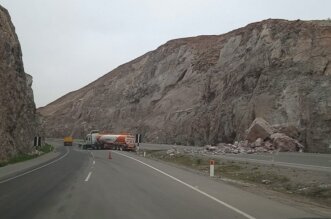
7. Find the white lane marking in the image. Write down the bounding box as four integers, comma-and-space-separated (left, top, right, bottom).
113, 151, 256, 219
85, 171, 92, 182
93, 160, 95, 165
0, 147, 70, 184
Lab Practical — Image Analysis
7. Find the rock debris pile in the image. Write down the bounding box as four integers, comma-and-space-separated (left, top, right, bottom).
181, 118, 304, 155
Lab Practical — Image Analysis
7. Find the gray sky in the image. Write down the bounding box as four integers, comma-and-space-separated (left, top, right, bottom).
0, 0, 330, 107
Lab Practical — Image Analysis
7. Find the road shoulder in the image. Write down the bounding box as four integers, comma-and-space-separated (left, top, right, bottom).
0, 145, 64, 182
116, 151, 331, 219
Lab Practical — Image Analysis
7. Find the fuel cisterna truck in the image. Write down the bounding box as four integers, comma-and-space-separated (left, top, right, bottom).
84, 130, 137, 151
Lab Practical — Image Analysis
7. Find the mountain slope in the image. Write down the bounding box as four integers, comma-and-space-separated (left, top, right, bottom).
0, 5, 39, 161
39, 19, 331, 152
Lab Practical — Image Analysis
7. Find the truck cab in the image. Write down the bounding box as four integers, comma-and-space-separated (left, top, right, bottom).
84, 130, 99, 149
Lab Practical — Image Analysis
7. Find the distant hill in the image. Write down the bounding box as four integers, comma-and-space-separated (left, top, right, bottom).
38, 19, 331, 152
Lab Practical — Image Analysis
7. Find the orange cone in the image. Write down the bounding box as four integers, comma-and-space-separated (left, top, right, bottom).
108, 151, 112, 159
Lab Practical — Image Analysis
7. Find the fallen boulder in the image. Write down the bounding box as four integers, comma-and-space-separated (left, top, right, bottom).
270, 133, 303, 152
246, 118, 274, 143
272, 124, 300, 139
253, 138, 263, 147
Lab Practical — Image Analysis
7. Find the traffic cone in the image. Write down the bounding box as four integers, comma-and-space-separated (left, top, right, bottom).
108, 151, 112, 159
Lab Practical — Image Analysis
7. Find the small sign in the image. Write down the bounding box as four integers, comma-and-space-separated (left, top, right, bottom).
34, 136, 41, 148
135, 134, 142, 144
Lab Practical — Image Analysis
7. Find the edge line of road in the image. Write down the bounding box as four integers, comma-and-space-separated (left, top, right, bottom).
85, 171, 92, 182
0, 147, 70, 184
113, 151, 256, 219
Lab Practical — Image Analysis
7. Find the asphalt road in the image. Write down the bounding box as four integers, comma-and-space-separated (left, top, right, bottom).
0, 141, 329, 219
140, 143, 331, 172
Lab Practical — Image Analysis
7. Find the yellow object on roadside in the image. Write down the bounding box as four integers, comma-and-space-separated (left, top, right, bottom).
64, 136, 73, 146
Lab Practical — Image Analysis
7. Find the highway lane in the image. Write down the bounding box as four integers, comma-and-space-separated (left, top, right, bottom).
0, 144, 329, 219
32, 149, 326, 219
0, 144, 91, 219
140, 143, 331, 172
33, 149, 253, 219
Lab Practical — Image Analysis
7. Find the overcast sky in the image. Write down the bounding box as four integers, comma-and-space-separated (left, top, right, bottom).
0, 0, 330, 107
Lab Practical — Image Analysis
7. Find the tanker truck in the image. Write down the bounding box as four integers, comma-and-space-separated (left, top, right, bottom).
85, 130, 137, 151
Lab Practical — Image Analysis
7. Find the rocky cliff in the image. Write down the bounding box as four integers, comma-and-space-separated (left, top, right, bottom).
39, 19, 331, 152
0, 5, 39, 161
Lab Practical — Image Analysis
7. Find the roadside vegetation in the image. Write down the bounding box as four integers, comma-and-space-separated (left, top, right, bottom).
0, 143, 54, 167
142, 150, 331, 207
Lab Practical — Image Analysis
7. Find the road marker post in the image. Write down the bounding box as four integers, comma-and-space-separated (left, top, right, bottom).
34, 136, 42, 150
210, 160, 215, 177
108, 151, 112, 159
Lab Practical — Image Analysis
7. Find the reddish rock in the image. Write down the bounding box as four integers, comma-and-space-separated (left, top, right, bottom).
270, 133, 302, 152
238, 140, 249, 148
264, 140, 274, 150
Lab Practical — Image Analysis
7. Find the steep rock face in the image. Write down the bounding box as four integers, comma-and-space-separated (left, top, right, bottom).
39, 19, 331, 152
0, 6, 39, 161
